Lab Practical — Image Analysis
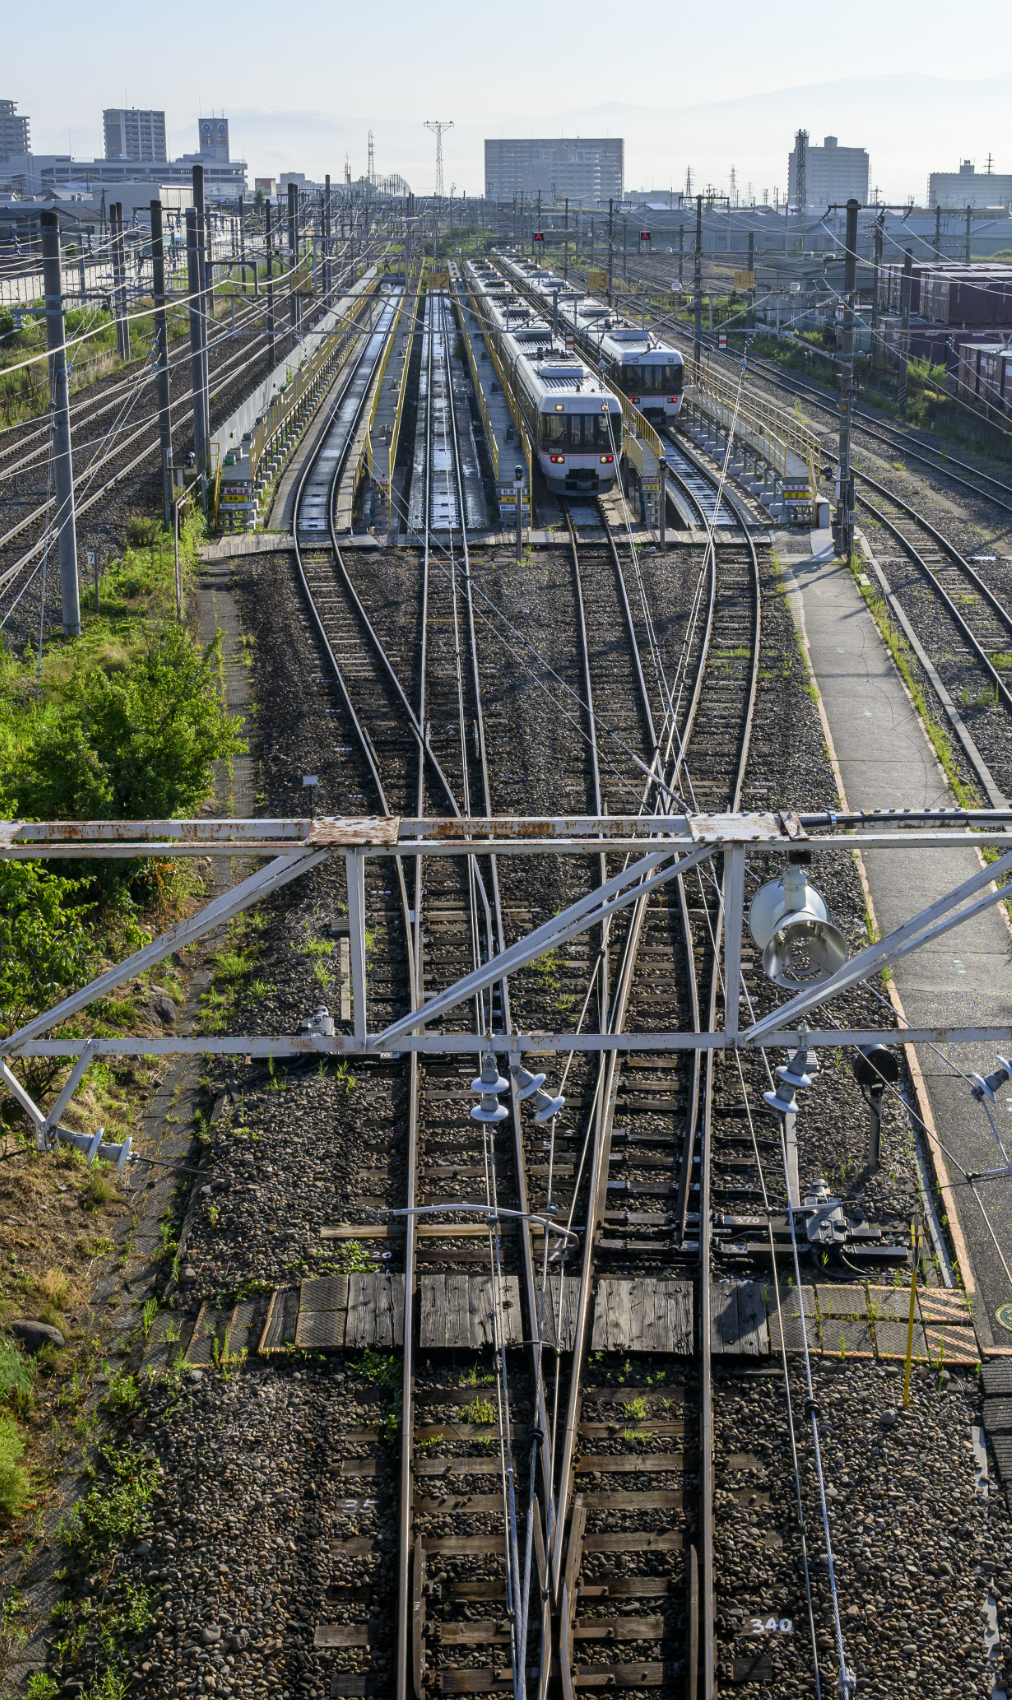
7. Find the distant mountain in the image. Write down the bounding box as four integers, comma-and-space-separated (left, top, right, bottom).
231, 74, 1012, 204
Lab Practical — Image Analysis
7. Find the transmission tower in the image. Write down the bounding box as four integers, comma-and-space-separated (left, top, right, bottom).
424, 120, 453, 198
794, 128, 808, 217
367, 130, 376, 187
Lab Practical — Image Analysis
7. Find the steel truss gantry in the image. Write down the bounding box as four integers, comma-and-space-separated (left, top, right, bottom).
3, 812, 1012, 1099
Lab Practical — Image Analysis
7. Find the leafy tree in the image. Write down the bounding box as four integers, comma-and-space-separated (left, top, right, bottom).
10, 623, 245, 821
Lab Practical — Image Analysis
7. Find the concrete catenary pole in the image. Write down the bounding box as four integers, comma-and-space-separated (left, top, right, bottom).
110, 202, 131, 361
288, 182, 299, 341
191, 166, 211, 449
607, 197, 614, 303
265, 200, 275, 368
185, 206, 208, 481
836, 198, 860, 562
150, 200, 174, 527
897, 246, 913, 415
323, 174, 332, 307
693, 194, 703, 365
40, 211, 80, 635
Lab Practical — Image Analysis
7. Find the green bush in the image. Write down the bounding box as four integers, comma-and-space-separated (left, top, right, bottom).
0, 859, 93, 1042
0, 1412, 29, 1518
8, 622, 244, 821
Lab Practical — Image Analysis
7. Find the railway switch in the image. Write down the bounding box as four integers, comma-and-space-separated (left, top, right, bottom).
851, 1044, 902, 1169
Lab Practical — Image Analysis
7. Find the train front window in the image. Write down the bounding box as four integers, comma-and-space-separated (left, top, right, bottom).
619, 362, 684, 395
540, 412, 616, 449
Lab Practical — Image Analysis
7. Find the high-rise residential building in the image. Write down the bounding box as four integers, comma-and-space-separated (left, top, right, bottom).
0, 99, 30, 160
484, 138, 623, 205
928, 159, 1012, 210
787, 134, 869, 210
198, 116, 230, 163
103, 108, 167, 163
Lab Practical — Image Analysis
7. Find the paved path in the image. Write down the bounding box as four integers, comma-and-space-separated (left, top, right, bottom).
778, 528, 1012, 1353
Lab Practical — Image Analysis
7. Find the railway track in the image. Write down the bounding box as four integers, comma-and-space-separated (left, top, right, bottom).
569, 253, 1012, 805
0, 247, 382, 636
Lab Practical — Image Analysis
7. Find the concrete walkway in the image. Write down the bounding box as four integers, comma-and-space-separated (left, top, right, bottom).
777, 528, 1012, 1353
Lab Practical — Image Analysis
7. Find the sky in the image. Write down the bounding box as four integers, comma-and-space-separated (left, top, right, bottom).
10, 0, 1012, 202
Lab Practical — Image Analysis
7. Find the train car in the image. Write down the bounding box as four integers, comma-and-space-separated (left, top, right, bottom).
495, 251, 685, 421
464, 258, 623, 496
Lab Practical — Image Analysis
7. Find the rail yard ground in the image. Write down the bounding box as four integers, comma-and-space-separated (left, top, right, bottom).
3, 230, 1012, 1700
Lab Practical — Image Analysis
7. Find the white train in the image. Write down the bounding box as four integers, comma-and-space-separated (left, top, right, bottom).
464, 258, 623, 496
495, 251, 685, 422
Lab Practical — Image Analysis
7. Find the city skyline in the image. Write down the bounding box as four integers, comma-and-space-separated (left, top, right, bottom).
5, 70, 1012, 206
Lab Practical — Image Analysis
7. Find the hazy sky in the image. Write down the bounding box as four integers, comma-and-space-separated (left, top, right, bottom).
11, 0, 1012, 199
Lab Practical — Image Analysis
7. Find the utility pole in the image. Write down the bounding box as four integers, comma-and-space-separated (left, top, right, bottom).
693, 193, 703, 365
835, 198, 860, 563
607, 197, 614, 303
150, 200, 173, 528
934, 204, 942, 259
747, 229, 754, 329
564, 197, 569, 281
40, 212, 80, 636
323, 173, 332, 307
185, 206, 208, 485
288, 182, 299, 342
965, 203, 972, 263
265, 200, 275, 367
622, 215, 628, 282
897, 246, 913, 415
678, 223, 684, 293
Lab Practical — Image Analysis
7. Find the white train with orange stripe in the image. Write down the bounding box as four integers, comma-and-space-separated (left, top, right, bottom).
496, 251, 685, 422
464, 257, 623, 497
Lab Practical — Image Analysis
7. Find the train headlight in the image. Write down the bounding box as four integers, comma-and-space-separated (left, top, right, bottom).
550, 455, 565, 464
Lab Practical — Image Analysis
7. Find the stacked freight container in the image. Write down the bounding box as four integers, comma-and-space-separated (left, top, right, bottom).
954, 339, 1012, 411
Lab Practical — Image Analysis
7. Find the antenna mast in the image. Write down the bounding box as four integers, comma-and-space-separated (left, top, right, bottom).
424, 121, 453, 198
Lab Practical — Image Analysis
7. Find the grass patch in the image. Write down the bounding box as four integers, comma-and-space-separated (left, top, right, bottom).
0, 1412, 29, 1517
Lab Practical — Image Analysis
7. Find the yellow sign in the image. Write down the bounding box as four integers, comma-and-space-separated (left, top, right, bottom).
734, 270, 755, 290
428, 271, 450, 290
586, 267, 608, 294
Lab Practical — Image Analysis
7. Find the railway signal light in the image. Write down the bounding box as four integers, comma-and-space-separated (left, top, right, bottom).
639, 231, 651, 249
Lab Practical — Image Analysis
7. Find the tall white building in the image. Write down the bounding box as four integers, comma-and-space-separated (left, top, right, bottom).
788, 134, 868, 210
103, 108, 167, 164
0, 99, 29, 160
485, 139, 623, 205
928, 160, 1012, 210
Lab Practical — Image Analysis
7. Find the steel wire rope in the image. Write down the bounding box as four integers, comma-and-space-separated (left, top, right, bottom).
708, 916, 859, 1698
0, 256, 382, 595
439, 276, 555, 1681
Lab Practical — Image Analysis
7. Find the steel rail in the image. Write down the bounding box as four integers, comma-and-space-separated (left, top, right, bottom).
853, 478, 1012, 715
595, 249, 1012, 514
0, 242, 388, 600
288, 279, 422, 1700
547, 450, 761, 1695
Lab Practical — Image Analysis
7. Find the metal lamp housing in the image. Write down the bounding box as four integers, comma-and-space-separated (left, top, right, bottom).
748, 869, 849, 990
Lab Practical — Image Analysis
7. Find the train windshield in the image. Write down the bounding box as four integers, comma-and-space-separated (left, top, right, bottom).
619, 361, 684, 395
539, 411, 617, 450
